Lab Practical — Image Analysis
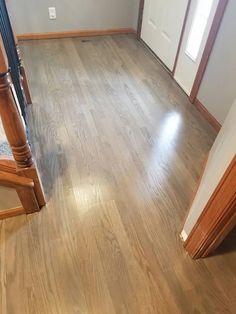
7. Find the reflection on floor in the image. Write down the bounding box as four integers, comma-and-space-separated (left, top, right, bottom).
0, 35, 235, 313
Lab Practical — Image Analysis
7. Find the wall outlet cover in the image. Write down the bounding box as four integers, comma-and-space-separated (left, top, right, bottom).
48, 7, 56, 20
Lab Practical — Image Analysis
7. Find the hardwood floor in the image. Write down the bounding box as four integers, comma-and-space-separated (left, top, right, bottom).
0, 34, 235, 313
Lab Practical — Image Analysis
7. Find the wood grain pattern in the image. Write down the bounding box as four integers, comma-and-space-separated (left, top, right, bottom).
0, 34, 8, 73
0, 160, 16, 173
0, 35, 235, 313
0, 170, 33, 188
0, 206, 25, 219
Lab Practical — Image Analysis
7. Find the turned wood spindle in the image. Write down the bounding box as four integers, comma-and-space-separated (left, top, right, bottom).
0, 34, 33, 168
13, 33, 32, 104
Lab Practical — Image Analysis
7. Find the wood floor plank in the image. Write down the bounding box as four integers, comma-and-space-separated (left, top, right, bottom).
0, 34, 235, 313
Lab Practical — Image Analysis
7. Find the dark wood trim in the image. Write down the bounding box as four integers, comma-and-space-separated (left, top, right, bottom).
184, 156, 236, 259
137, 0, 145, 39
194, 98, 221, 132
189, 0, 229, 103
172, 0, 192, 75
17, 28, 136, 41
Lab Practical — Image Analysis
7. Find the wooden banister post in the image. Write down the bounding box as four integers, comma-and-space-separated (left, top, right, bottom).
0, 35, 33, 168
13, 33, 32, 104
0, 34, 46, 207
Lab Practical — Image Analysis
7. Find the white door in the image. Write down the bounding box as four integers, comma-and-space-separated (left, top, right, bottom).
141, 0, 189, 71
174, 0, 220, 95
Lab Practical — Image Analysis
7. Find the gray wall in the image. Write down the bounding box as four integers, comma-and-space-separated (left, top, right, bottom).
197, 0, 236, 124
6, 0, 140, 34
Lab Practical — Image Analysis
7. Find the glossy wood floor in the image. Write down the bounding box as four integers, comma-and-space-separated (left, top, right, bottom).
1, 35, 235, 313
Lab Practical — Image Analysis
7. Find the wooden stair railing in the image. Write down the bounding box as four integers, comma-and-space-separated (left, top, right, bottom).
0, 170, 39, 218
0, 33, 46, 219
13, 30, 32, 105
0, 0, 30, 117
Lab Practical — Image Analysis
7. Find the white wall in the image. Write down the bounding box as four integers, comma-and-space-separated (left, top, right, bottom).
197, 0, 236, 125
6, 0, 140, 34
182, 99, 236, 238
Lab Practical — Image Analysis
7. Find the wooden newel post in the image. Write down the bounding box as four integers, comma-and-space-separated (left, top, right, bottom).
13, 33, 32, 104
0, 34, 46, 207
0, 36, 33, 168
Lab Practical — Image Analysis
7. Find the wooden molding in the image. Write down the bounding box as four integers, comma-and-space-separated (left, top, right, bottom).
172, 0, 192, 75
0, 206, 25, 219
0, 159, 16, 173
194, 98, 221, 132
184, 156, 236, 259
190, 0, 228, 103
137, 0, 145, 39
17, 28, 136, 41
0, 170, 34, 188
18, 166, 46, 208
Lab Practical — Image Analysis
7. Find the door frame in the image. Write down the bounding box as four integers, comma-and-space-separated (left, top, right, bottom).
183, 156, 236, 259
172, 0, 192, 75
137, 0, 191, 71
137, 0, 228, 102
137, 0, 145, 39
189, 0, 228, 102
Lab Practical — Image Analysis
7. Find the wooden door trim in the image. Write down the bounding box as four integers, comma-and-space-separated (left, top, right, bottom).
137, 0, 145, 39
172, 0, 192, 75
194, 98, 221, 132
184, 155, 236, 259
189, 0, 228, 103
